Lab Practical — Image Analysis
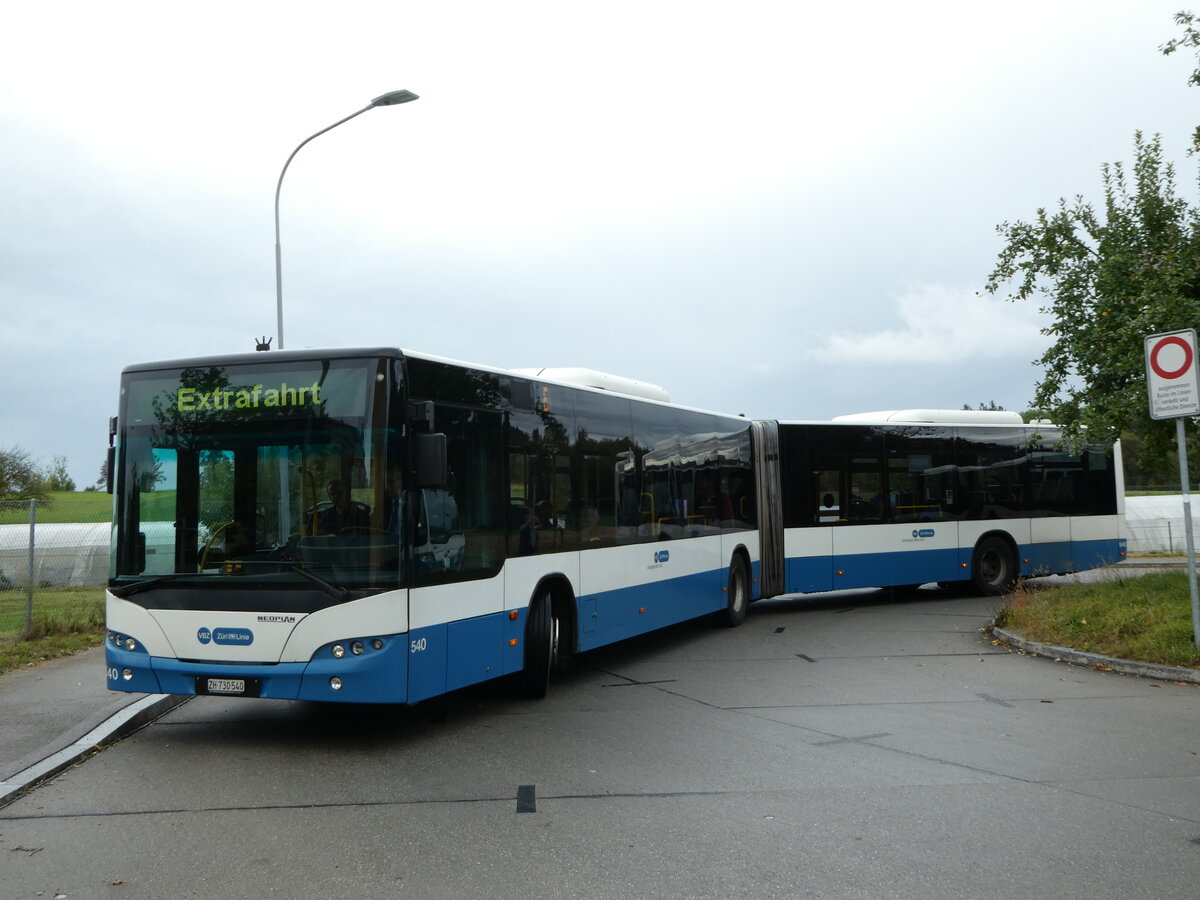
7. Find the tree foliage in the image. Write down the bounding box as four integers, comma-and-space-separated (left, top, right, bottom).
961, 401, 1006, 411
42, 456, 76, 492
985, 132, 1200, 475
1160, 10, 1200, 150
91, 459, 109, 491
0, 447, 47, 500
0, 449, 79, 498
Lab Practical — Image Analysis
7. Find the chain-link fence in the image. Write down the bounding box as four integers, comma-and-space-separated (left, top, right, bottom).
1125, 494, 1200, 555
1126, 518, 1199, 554
0, 496, 109, 640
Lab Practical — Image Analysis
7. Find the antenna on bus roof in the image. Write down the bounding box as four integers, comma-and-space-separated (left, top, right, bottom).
255, 336, 273, 352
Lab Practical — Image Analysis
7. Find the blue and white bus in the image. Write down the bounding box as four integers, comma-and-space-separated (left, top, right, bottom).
757, 410, 1126, 597
105, 350, 1125, 706
105, 348, 759, 704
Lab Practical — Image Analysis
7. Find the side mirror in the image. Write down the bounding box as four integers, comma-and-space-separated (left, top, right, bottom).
414, 432, 448, 489
106, 416, 117, 494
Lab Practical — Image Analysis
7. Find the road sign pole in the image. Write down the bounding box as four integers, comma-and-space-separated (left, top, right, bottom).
1179, 417, 1200, 648
1146, 330, 1200, 647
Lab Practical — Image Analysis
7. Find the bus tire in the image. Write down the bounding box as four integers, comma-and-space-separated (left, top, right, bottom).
518, 590, 558, 699
971, 536, 1016, 596
718, 555, 749, 628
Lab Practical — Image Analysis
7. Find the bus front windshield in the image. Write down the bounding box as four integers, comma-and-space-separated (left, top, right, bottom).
113, 357, 402, 600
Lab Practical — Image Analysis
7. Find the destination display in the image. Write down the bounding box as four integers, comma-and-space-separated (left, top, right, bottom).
121, 359, 373, 428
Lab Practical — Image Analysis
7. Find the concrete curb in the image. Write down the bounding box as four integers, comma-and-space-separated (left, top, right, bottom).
989, 625, 1200, 685
0, 693, 190, 809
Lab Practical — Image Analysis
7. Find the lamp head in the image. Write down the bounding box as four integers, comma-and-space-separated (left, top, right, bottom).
371, 89, 419, 107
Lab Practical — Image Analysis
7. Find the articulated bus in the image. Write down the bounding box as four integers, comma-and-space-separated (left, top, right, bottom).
105, 348, 760, 704
104, 350, 1125, 706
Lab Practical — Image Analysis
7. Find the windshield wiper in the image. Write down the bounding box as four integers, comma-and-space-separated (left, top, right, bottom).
224, 559, 350, 602
109, 574, 193, 599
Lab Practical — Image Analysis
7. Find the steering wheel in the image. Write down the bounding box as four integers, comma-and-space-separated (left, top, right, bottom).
199, 521, 236, 570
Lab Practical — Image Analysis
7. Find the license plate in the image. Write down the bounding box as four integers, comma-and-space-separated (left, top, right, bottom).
206, 678, 246, 695
195, 675, 261, 697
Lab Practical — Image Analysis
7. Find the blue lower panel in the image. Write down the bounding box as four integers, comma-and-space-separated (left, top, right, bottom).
106, 634, 409, 704
577, 568, 724, 653
841, 547, 959, 588
783, 538, 1127, 595
787, 556, 833, 593
407, 610, 524, 703
1022, 542, 1073, 578
788, 548, 958, 593
1021, 538, 1126, 577
406, 623, 447, 702
1084, 537, 1127, 568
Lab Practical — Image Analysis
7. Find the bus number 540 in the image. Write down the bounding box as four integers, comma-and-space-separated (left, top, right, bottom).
410, 638, 427, 653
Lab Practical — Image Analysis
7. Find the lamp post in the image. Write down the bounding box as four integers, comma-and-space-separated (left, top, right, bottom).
273, 89, 419, 349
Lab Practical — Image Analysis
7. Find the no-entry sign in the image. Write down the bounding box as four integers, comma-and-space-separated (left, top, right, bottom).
1145, 329, 1200, 420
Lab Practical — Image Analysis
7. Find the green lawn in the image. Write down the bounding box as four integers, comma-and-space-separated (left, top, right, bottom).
0, 491, 114, 525
996, 571, 1200, 670
0, 585, 106, 676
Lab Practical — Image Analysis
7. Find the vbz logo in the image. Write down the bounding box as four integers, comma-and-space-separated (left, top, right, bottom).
911, 528, 935, 539
654, 549, 670, 564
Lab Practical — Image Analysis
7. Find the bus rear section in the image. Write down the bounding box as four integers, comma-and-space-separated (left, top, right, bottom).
764, 414, 1125, 596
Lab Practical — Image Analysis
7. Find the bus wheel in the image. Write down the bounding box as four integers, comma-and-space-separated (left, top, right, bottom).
718, 556, 749, 627
518, 590, 558, 699
971, 537, 1016, 596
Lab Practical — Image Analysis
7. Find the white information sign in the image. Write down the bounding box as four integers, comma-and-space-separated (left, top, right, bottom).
1145, 329, 1200, 420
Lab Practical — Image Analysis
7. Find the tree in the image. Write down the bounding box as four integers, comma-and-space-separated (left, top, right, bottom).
984, 131, 1200, 477
42, 456, 75, 492
90, 459, 109, 492
961, 401, 1006, 411
0, 446, 47, 500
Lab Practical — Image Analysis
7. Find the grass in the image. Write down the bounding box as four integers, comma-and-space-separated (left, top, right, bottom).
0, 585, 106, 677
995, 572, 1200, 670
0, 491, 114, 525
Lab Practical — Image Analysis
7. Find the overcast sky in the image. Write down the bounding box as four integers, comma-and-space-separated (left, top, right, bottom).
2, 1, 1197, 487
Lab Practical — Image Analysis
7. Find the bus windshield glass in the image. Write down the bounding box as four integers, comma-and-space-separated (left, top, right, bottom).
112, 355, 401, 601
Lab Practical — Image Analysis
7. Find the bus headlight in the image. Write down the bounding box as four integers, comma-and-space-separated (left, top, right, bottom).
109, 632, 143, 654
330, 677, 343, 691
351, 641, 364, 656
332, 643, 346, 659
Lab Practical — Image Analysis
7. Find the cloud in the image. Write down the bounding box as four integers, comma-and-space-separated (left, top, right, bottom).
807, 283, 1050, 365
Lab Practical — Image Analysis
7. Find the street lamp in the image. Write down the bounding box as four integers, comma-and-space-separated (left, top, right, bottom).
273, 89, 419, 349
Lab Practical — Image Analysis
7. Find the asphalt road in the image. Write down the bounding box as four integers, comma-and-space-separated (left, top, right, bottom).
3, 585, 1199, 899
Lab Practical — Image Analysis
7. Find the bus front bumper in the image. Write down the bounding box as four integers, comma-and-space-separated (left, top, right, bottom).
104, 636, 408, 704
